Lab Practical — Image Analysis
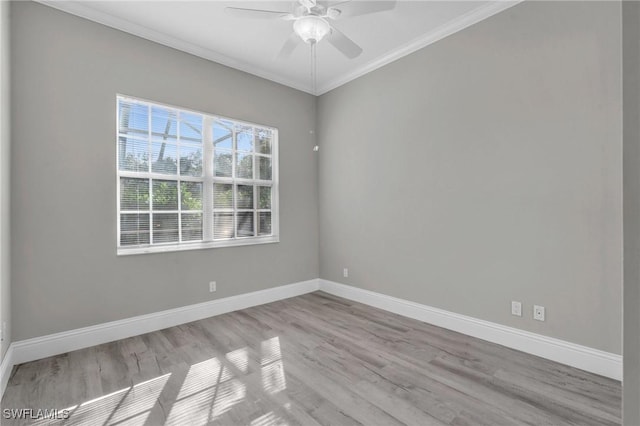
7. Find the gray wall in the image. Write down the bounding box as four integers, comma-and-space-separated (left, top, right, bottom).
10, 1, 318, 341
1, 0, 10, 360
623, 1, 640, 423
8, 0, 625, 359
317, 1, 622, 353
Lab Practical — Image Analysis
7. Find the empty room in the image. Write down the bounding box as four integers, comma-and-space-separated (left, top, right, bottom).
0, 0, 639, 425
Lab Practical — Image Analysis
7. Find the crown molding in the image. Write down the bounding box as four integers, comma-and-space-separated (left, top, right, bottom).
35, 0, 315, 95
316, 0, 523, 95
36, 1, 522, 96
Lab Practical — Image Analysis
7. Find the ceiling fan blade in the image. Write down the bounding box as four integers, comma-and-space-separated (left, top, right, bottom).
329, 0, 396, 19
276, 32, 302, 60
327, 25, 362, 59
299, 0, 317, 8
225, 7, 291, 19
317, 0, 347, 7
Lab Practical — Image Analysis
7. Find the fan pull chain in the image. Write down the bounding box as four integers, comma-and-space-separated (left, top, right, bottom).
309, 41, 320, 151
310, 41, 320, 152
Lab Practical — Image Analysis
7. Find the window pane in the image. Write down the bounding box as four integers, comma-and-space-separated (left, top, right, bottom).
121, 213, 150, 232
214, 150, 233, 177
120, 213, 150, 246
120, 178, 149, 210
180, 182, 202, 211
117, 97, 278, 251
214, 183, 233, 209
214, 213, 234, 239
179, 145, 203, 177
153, 213, 179, 243
180, 112, 202, 143
181, 213, 203, 242
118, 137, 148, 172
237, 185, 253, 209
236, 153, 253, 179
152, 107, 177, 142
119, 101, 148, 135
258, 186, 271, 209
258, 212, 272, 236
237, 212, 254, 237
257, 156, 272, 180
120, 232, 150, 246
237, 128, 253, 152
152, 180, 178, 210
213, 121, 233, 149
152, 142, 178, 175
256, 129, 272, 155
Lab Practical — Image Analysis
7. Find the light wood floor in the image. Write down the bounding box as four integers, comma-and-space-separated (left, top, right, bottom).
1, 292, 621, 425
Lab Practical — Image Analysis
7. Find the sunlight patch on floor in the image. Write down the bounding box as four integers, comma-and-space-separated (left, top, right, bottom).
261, 337, 286, 395
24, 337, 290, 425
165, 352, 249, 424
262, 361, 286, 395
250, 410, 288, 426
261, 337, 282, 366
175, 357, 226, 400
226, 347, 249, 373
34, 374, 170, 426
165, 377, 247, 425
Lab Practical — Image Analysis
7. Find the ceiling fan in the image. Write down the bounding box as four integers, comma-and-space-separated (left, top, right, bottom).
225, 0, 397, 59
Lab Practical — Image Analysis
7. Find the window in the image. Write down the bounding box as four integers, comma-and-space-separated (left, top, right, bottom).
117, 96, 278, 255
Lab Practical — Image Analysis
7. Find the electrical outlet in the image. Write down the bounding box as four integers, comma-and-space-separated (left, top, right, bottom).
533, 305, 545, 321
209, 281, 217, 293
343, 268, 349, 278
511, 301, 522, 317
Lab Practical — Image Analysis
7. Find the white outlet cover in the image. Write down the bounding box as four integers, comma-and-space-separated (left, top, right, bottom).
511, 301, 522, 317
533, 305, 545, 321
209, 281, 216, 292
343, 268, 349, 278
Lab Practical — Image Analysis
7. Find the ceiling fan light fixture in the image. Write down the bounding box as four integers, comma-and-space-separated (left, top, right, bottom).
294, 16, 330, 43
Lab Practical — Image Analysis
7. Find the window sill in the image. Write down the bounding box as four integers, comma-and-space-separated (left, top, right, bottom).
117, 236, 279, 256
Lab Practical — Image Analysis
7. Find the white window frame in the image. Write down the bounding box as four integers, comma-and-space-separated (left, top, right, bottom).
116, 95, 279, 256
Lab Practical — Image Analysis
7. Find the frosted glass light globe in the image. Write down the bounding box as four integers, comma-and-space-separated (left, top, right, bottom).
294, 16, 330, 43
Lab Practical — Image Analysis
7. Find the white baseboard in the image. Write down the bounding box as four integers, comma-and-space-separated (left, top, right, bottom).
1, 277, 622, 401
319, 279, 622, 381
0, 344, 14, 398
9, 278, 320, 368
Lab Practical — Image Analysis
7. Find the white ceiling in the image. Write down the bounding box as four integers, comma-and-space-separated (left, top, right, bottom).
39, 1, 520, 95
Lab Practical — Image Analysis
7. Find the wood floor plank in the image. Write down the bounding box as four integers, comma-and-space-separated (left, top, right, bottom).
1, 291, 621, 426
